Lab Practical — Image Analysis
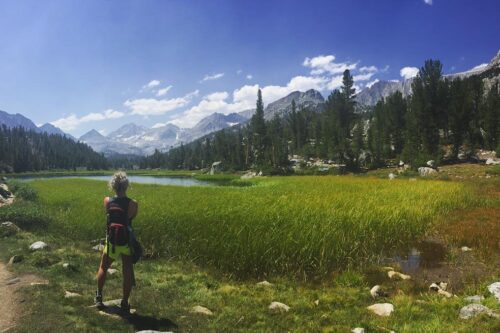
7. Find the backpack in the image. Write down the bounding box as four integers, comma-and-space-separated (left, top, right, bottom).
106, 197, 131, 253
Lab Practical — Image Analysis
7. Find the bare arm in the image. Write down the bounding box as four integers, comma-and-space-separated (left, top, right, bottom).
128, 199, 138, 220
103, 197, 109, 214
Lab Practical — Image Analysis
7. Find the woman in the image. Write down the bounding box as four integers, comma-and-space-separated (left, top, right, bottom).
95, 171, 138, 313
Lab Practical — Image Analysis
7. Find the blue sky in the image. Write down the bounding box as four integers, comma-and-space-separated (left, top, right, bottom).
0, 0, 498, 137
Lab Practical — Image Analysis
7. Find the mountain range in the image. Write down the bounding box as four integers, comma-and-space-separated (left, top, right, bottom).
2, 50, 498, 157
356, 50, 500, 106
0, 110, 76, 140
79, 90, 324, 156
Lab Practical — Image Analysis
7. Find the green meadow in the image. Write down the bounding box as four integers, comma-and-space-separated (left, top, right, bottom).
2, 174, 499, 332
32, 176, 471, 278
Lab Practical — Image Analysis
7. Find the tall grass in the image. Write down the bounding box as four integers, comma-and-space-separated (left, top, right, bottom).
31, 176, 472, 278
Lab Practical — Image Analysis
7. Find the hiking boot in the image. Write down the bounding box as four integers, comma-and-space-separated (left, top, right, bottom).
120, 299, 130, 315
94, 291, 104, 309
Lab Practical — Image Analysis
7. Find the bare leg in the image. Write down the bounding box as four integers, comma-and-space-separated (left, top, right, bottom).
122, 254, 133, 302
97, 253, 113, 294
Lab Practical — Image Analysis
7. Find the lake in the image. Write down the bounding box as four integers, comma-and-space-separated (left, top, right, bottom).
23, 175, 214, 187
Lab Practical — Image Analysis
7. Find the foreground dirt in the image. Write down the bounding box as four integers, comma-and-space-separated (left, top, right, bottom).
0, 262, 48, 333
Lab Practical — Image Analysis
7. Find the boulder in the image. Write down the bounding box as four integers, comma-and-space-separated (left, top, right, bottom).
418, 167, 437, 177
370, 285, 388, 298
459, 304, 498, 320
465, 295, 484, 303
210, 161, 222, 175
6, 277, 20, 285
485, 158, 500, 165
388, 173, 396, 180
0, 183, 11, 197
487, 282, 500, 302
367, 303, 394, 317
268, 301, 290, 314
256, 280, 273, 287
429, 282, 453, 297
461, 246, 472, 252
191, 305, 214, 316
388, 270, 411, 280
241, 172, 257, 179
8, 255, 23, 265
29, 241, 48, 251
352, 328, 365, 333
427, 160, 435, 168
64, 291, 82, 298
1, 221, 20, 236
107, 268, 119, 275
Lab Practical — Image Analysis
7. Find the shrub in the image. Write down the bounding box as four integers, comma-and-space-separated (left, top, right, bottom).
7, 180, 38, 201
0, 201, 50, 229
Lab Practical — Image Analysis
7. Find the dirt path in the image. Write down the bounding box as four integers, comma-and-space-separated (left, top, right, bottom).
0, 262, 48, 333
0, 262, 19, 332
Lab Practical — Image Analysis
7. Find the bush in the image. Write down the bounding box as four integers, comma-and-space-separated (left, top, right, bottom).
7, 180, 38, 201
0, 201, 50, 229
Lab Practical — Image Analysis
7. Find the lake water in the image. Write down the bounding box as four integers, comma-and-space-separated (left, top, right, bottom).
24, 175, 214, 187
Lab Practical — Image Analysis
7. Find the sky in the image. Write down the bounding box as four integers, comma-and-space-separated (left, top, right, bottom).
0, 0, 499, 137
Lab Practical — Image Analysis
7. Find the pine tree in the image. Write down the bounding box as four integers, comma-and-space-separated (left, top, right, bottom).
250, 89, 267, 167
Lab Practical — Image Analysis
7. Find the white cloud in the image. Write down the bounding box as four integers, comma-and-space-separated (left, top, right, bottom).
141, 80, 160, 91
156, 85, 173, 97
366, 79, 380, 89
303, 55, 357, 75
400, 67, 419, 80
246, 74, 253, 80
51, 109, 125, 132
424, 0, 433, 5
200, 73, 225, 82
124, 90, 199, 116
353, 72, 376, 82
359, 66, 378, 73
152, 122, 167, 129
236, 69, 243, 75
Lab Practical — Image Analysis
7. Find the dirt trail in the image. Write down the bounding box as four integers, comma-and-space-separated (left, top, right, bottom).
0, 262, 48, 333
0, 262, 19, 332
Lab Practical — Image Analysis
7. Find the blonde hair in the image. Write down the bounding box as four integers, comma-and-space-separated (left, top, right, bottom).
108, 171, 129, 193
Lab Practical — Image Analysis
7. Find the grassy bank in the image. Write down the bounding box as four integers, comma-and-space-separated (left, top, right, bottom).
31, 176, 472, 279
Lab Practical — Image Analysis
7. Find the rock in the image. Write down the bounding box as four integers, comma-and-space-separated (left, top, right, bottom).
427, 160, 435, 168
0, 183, 11, 197
241, 171, 257, 179
459, 304, 499, 320
388, 173, 396, 180
210, 161, 222, 175
487, 282, 500, 301
314, 299, 319, 306
92, 244, 105, 252
191, 305, 214, 316
381, 266, 394, 271
352, 328, 365, 333
8, 255, 23, 265
418, 167, 437, 177
62, 263, 70, 268
64, 291, 82, 298
136, 331, 173, 333
437, 289, 454, 298
370, 285, 388, 298
6, 277, 20, 285
29, 241, 48, 251
107, 268, 119, 275
1, 221, 20, 236
461, 246, 472, 252
465, 295, 484, 303
30, 281, 49, 286
429, 282, 453, 297
269, 301, 290, 314
485, 158, 500, 165
367, 303, 394, 317
256, 280, 273, 287
388, 270, 411, 280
